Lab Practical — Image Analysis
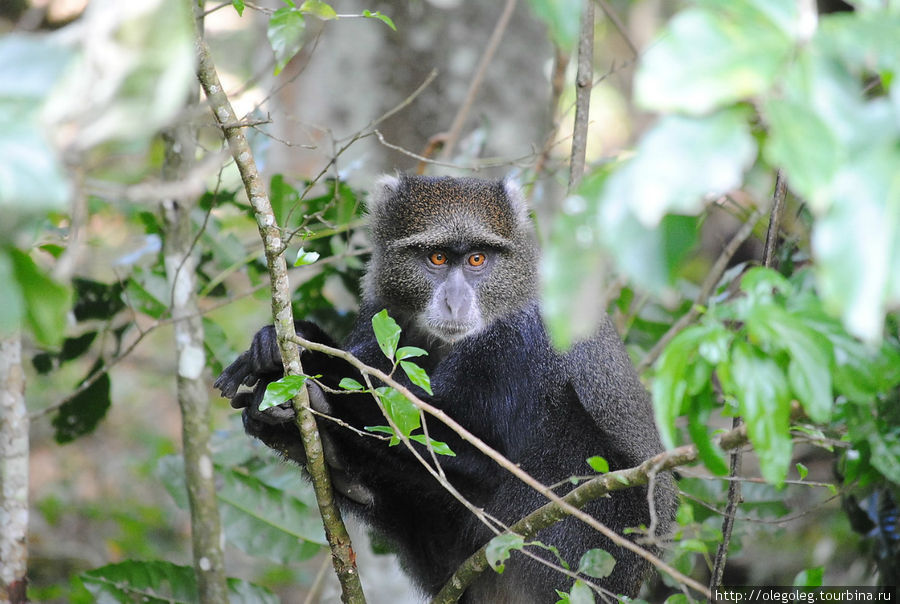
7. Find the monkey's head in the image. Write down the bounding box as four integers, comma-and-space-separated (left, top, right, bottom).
364, 174, 538, 343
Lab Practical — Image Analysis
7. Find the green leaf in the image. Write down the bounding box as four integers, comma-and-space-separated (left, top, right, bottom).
372, 309, 401, 360
409, 434, 456, 457
294, 247, 321, 266
604, 111, 757, 228
400, 360, 433, 395
376, 387, 420, 441
339, 377, 364, 390
362, 9, 397, 31
723, 341, 793, 486
652, 322, 724, 449
664, 595, 690, 604
52, 363, 111, 444
796, 462, 808, 481
217, 467, 326, 560
232, 0, 245, 16
261, 374, 309, 410
485, 533, 525, 574
567, 580, 595, 604
763, 98, 840, 209
268, 7, 306, 75
7, 247, 71, 348
396, 346, 427, 360
793, 566, 824, 587
745, 302, 834, 423
635, 1, 796, 114
299, 0, 337, 19
586, 456, 609, 473
525, 0, 581, 51
81, 560, 278, 604
577, 549, 616, 579
687, 392, 730, 476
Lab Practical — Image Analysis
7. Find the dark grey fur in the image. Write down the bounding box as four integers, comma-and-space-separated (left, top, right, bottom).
215, 174, 676, 602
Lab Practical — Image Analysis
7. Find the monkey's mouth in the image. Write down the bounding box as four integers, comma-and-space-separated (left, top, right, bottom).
424, 319, 482, 343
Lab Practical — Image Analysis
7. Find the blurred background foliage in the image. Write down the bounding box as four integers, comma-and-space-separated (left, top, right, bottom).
1, 0, 898, 602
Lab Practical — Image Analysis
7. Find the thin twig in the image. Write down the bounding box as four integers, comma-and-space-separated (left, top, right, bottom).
568, 0, 595, 192
594, 0, 639, 57
438, 0, 518, 161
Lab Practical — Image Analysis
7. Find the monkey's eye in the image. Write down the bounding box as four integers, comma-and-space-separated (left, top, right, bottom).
429, 252, 448, 265
467, 253, 486, 267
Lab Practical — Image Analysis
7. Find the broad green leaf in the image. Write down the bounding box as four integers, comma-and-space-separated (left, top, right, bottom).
81, 560, 278, 604
796, 462, 808, 481
724, 341, 792, 486
652, 322, 723, 449
485, 533, 525, 574
664, 595, 690, 604
793, 566, 824, 587
567, 580, 595, 604
376, 386, 420, 441
299, 1, 337, 20
409, 434, 456, 457
605, 111, 757, 228
261, 374, 309, 410
577, 549, 616, 579
268, 7, 306, 75
294, 247, 321, 266
8, 247, 71, 348
362, 9, 397, 31
635, 2, 796, 114
217, 467, 326, 559
396, 346, 427, 360
270, 174, 299, 228
746, 303, 834, 423
52, 364, 111, 444
400, 360, 433, 395
586, 456, 609, 473
339, 377, 364, 390
372, 309, 401, 360
232, 0, 245, 16
687, 392, 730, 476
763, 99, 840, 209
525, 0, 581, 51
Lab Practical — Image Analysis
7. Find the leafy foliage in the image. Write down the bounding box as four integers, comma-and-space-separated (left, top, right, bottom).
79, 560, 277, 604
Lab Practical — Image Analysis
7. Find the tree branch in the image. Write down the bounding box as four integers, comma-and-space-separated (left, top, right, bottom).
194, 28, 365, 604
568, 0, 595, 192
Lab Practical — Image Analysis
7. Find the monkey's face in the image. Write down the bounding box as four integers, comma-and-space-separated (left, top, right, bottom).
365, 174, 538, 343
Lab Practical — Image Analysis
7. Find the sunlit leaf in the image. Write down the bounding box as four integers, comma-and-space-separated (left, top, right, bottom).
372, 309, 401, 360
577, 548, 616, 579
261, 374, 309, 410
587, 456, 609, 473
268, 7, 306, 75
485, 533, 524, 574
635, 1, 796, 114
362, 9, 397, 31
299, 1, 337, 20
400, 360, 432, 395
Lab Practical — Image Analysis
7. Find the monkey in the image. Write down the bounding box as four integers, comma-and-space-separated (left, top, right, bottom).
215, 174, 676, 602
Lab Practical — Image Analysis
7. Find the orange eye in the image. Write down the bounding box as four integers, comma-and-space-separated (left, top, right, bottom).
468, 253, 486, 267
429, 252, 448, 265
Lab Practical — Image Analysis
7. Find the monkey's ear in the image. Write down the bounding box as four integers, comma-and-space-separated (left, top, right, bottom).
367, 173, 402, 213
502, 176, 530, 225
